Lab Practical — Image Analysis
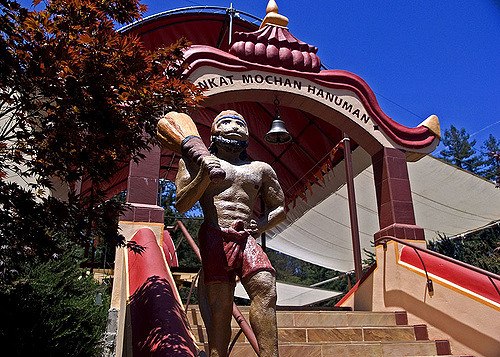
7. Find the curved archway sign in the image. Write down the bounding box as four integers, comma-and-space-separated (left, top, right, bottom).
183, 45, 439, 158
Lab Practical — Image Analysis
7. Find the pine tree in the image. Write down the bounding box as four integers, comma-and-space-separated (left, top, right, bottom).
0, 256, 109, 356
428, 224, 500, 275
481, 134, 500, 186
440, 125, 481, 173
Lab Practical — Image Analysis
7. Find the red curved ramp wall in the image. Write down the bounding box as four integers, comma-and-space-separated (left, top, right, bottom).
162, 230, 179, 268
127, 228, 196, 356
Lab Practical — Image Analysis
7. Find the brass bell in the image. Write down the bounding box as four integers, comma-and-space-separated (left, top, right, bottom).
265, 119, 291, 144
265, 97, 292, 144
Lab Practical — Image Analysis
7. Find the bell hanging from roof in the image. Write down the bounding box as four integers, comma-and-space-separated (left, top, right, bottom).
265, 120, 291, 144
265, 97, 292, 144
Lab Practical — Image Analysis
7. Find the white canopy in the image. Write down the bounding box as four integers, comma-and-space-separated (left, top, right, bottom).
266, 149, 500, 272
234, 281, 343, 306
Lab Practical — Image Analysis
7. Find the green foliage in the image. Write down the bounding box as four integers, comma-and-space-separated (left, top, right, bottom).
0, 256, 109, 357
266, 248, 338, 286
427, 223, 500, 274
439, 125, 481, 173
159, 179, 203, 270
0, 178, 125, 282
362, 247, 376, 266
439, 126, 500, 185
481, 134, 500, 185
437, 127, 500, 275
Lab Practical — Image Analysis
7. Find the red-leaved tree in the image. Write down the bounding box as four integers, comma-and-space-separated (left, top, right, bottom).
0, 0, 202, 275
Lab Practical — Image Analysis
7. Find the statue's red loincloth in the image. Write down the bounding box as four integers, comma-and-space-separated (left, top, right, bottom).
198, 222, 275, 284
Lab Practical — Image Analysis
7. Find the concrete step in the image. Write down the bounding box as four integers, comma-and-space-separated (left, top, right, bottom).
192, 325, 423, 344
188, 306, 452, 356
197, 340, 451, 356
186, 308, 406, 328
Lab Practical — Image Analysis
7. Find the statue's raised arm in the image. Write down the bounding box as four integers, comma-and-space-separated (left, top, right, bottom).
174, 155, 220, 213
156, 111, 224, 213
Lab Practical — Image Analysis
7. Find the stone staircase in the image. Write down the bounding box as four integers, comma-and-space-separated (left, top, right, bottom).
186, 306, 458, 357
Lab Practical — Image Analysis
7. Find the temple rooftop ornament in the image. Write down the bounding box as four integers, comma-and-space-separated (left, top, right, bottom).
260, 0, 289, 28
229, 0, 322, 72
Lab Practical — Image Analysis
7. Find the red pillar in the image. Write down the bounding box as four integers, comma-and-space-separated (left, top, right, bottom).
120, 145, 164, 223
372, 147, 424, 241
343, 135, 363, 280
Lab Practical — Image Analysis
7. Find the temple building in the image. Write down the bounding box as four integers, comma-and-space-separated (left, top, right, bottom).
100, 2, 500, 356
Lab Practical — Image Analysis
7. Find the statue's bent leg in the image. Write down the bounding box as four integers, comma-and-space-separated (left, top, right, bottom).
197, 269, 212, 333
205, 282, 234, 357
243, 271, 279, 357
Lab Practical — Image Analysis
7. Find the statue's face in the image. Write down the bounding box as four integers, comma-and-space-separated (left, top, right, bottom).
214, 116, 249, 142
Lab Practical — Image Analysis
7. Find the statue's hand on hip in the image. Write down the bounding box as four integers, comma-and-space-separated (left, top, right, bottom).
246, 219, 260, 238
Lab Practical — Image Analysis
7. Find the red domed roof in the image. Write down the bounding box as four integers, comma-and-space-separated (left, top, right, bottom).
229, 25, 321, 72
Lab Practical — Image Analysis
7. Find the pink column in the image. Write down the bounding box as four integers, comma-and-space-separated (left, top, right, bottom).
120, 145, 164, 223
372, 147, 424, 241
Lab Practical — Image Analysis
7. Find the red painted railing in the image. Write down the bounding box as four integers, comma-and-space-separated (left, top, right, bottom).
375, 236, 500, 302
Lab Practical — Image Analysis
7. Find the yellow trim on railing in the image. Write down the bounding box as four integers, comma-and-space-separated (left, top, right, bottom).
338, 255, 380, 307
124, 247, 130, 301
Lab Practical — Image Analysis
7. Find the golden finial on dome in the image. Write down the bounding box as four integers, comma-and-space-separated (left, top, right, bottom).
266, 0, 279, 14
260, 0, 289, 29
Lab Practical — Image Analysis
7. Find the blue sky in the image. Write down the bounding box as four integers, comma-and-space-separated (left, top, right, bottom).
22, 0, 500, 153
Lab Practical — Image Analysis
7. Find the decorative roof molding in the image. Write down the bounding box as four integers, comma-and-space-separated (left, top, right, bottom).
419, 115, 441, 139
229, 0, 321, 72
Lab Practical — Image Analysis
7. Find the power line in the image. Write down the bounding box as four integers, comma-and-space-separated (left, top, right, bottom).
372, 91, 425, 121
470, 120, 500, 138
182, 0, 204, 6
